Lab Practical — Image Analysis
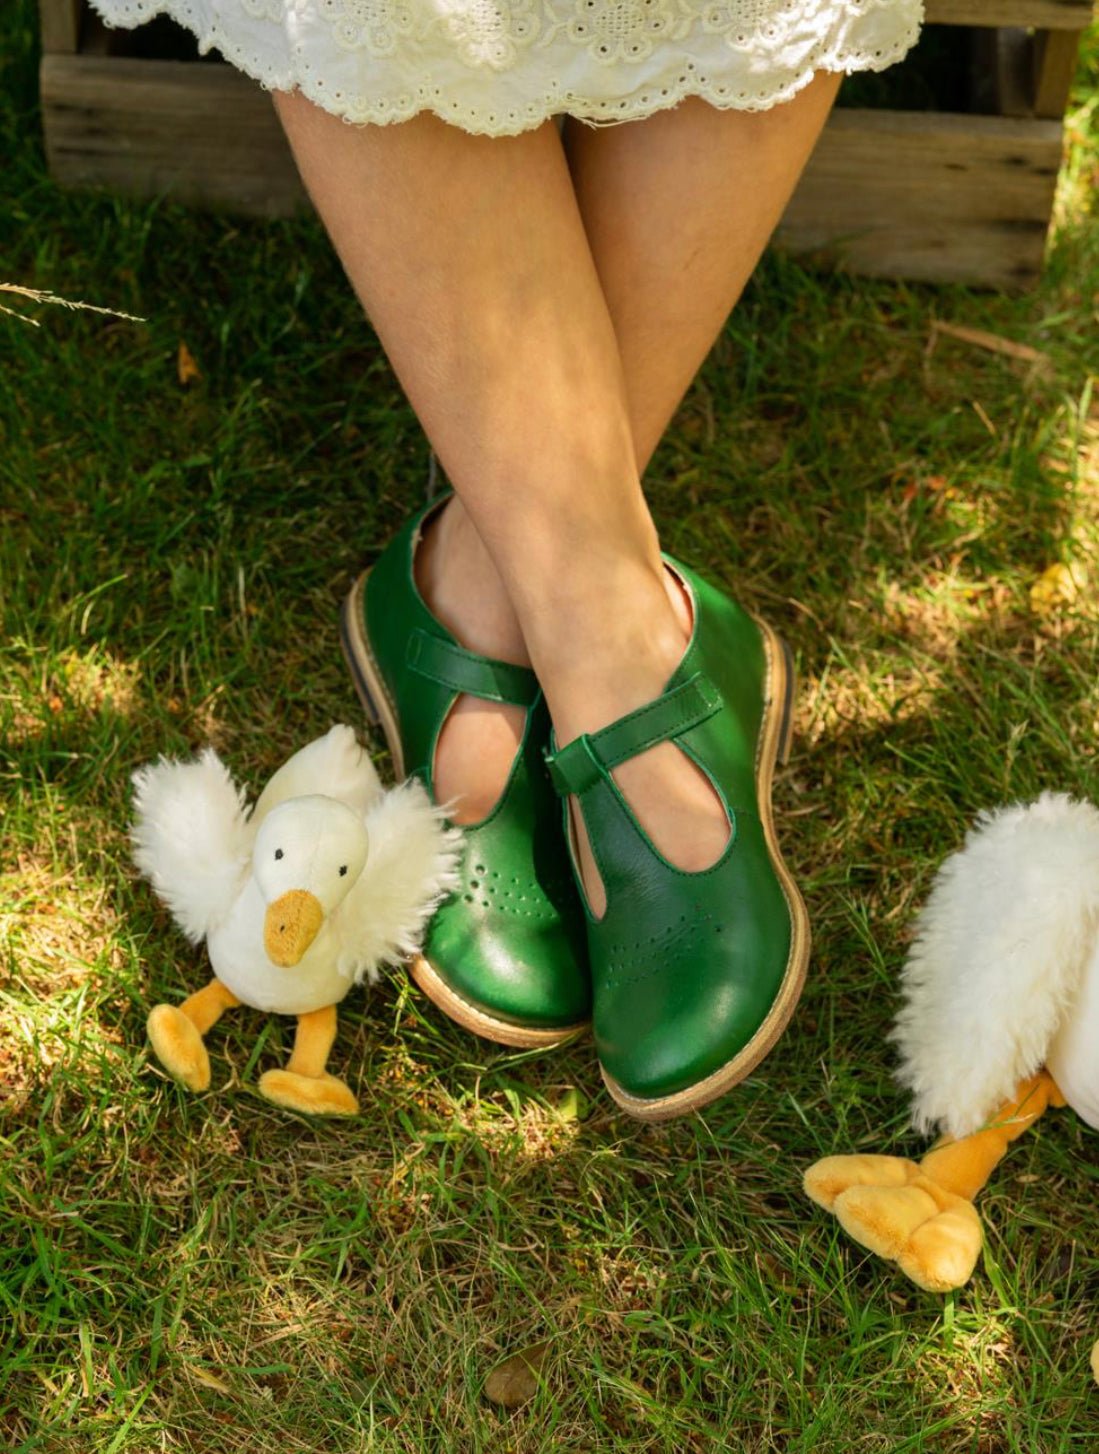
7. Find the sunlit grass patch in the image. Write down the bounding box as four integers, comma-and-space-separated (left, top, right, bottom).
0, 797, 139, 1112
801, 649, 949, 750
1, 5, 1098, 1451
2, 643, 144, 746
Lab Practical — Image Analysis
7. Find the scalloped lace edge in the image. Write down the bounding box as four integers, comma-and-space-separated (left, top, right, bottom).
88, 5, 922, 138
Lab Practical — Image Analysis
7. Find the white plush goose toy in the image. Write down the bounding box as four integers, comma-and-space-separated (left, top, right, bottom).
805, 792, 1099, 1381
132, 725, 460, 1116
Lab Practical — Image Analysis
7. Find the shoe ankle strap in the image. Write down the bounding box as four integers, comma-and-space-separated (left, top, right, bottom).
543, 673, 722, 797
406, 628, 540, 707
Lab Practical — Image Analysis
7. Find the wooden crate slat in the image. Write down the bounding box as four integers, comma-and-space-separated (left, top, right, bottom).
1032, 29, 1084, 116
925, 0, 1093, 27
777, 109, 1064, 290
41, 2, 1084, 292
39, 54, 306, 217
39, 0, 82, 52
42, 55, 1068, 289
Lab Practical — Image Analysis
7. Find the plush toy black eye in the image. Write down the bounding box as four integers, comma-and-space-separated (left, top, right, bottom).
274, 848, 284, 860
339, 865, 348, 876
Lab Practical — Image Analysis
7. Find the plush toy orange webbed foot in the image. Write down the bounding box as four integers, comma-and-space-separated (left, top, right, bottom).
804, 1073, 1063, 1292
147, 979, 241, 1092
804, 1153, 984, 1291
256, 1005, 359, 1117
148, 983, 358, 1115
258, 1070, 359, 1116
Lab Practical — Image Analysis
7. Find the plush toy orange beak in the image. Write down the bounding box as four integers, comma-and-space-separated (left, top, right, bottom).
264, 890, 325, 967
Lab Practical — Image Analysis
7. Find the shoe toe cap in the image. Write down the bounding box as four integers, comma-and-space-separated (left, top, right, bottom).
426, 902, 590, 1030
594, 911, 793, 1102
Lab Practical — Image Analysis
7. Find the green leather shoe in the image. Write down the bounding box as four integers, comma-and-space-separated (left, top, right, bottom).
340, 496, 589, 1048
544, 558, 809, 1120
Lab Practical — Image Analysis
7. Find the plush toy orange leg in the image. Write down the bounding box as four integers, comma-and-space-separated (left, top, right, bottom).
804, 1072, 1065, 1291
258, 1005, 359, 1117
147, 978, 241, 1092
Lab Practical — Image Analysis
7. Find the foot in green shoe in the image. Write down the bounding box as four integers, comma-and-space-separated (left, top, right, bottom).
543, 558, 808, 1121
556, 559, 732, 919
414, 494, 531, 827
340, 494, 590, 1048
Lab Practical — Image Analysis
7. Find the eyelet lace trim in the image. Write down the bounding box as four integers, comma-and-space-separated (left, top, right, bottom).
88, 0, 923, 138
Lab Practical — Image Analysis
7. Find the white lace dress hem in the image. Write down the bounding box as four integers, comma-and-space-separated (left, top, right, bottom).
88, 0, 924, 138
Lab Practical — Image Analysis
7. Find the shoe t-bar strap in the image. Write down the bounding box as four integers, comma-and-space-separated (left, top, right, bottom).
543, 673, 722, 798
406, 627, 540, 707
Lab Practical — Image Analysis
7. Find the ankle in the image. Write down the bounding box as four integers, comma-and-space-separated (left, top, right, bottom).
528, 562, 693, 744
415, 497, 530, 665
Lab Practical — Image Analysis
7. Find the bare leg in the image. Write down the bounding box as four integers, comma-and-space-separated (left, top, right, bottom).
412, 497, 530, 825
274, 101, 679, 885
564, 79, 841, 472
427, 75, 841, 687
275, 91, 836, 911
555, 79, 841, 899
423, 83, 839, 839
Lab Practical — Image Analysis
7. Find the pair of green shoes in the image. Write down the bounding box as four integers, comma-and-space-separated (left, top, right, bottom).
340, 496, 809, 1122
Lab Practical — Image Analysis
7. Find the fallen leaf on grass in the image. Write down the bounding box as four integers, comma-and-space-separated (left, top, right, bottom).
900, 473, 953, 506
189, 1367, 233, 1394
1029, 562, 1086, 615
177, 341, 202, 385
554, 1086, 590, 1122
483, 1341, 549, 1408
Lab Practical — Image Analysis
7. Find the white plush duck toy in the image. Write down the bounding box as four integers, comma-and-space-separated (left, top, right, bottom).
132, 725, 460, 1116
805, 792, 1099, 1380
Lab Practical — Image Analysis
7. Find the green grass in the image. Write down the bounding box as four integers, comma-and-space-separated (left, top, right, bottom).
3, 8, 1099, 1450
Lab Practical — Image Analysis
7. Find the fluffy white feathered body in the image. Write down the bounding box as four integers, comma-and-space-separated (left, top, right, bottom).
892, 792, 1099, 1138
203, 875, 347, 1014
132, 725, 461, 1016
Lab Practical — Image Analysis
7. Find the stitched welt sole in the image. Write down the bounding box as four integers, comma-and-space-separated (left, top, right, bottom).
409, 955, 586, 1049
342, 572, 588, 1051
340, 571, 407, 780
600, 622, 811, 1123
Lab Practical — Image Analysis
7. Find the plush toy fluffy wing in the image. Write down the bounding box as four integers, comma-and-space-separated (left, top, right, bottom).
251, 725, 383, 829
892, 793, 1099, 1140
332, 780, 462, 986
131, 750, 254, 944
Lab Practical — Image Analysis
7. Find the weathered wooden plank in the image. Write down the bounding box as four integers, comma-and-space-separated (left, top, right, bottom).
972, 27, 1034, 116
972, 24, 1084, 118
39, 0, 83, 53
777, 109, 1064, 291
41, 56, 1068, 289
40, 55, 306, 217
926, 0, 1093, 26
1032, 29, 1083, 117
